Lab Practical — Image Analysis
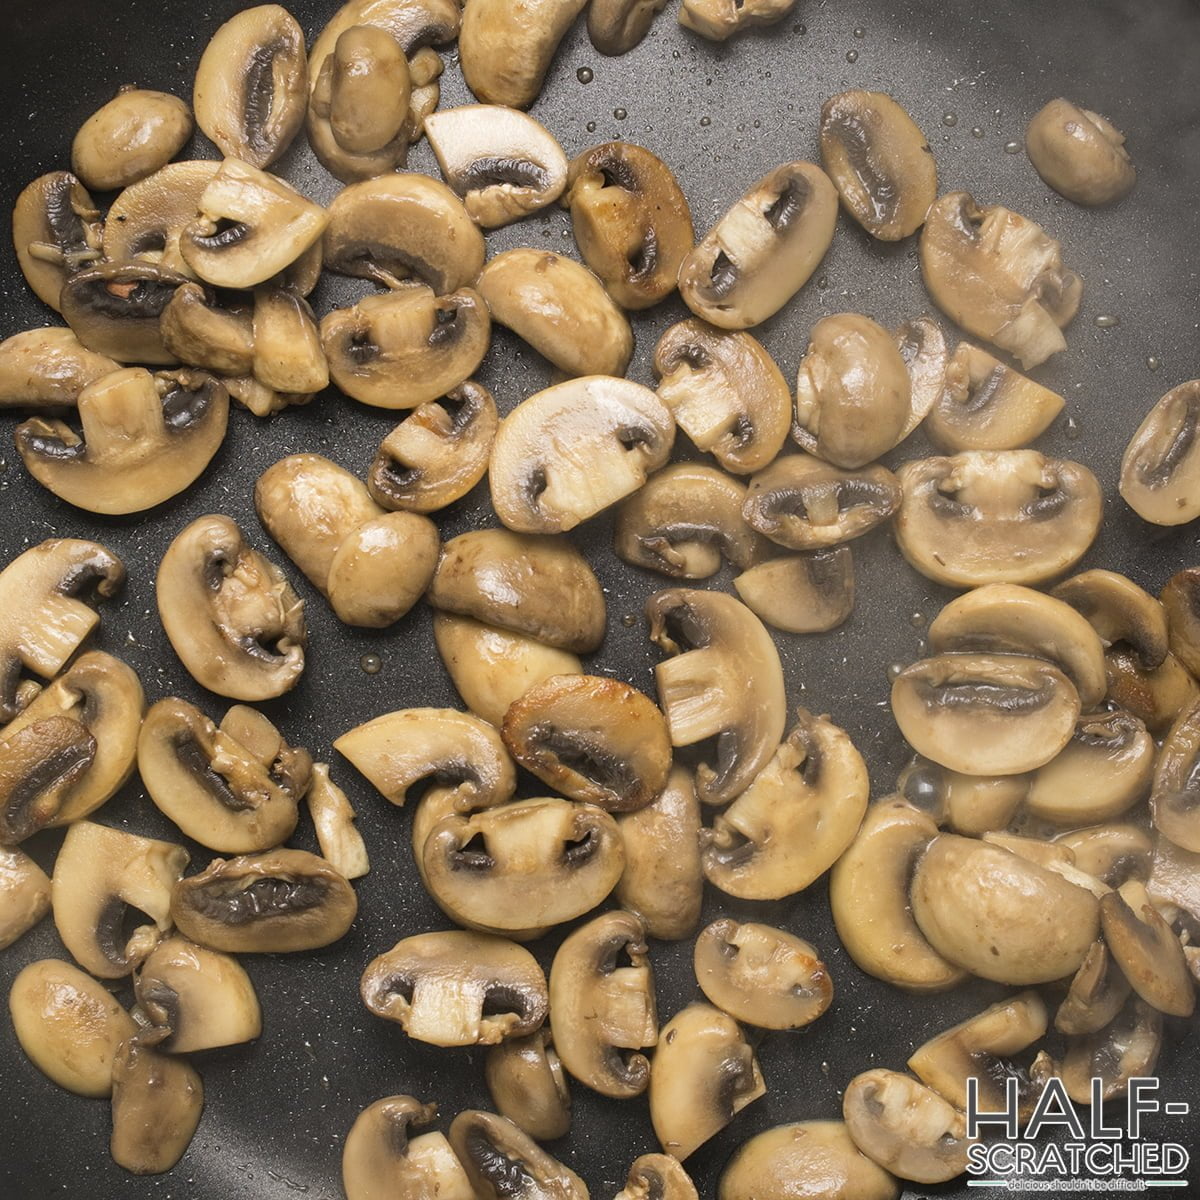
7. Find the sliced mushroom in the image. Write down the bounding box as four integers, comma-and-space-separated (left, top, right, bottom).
0, 327, 118, 410
1052, 568, 1169, 670
1026, 99, 1135, 206
694, 919, 832, 1030
367, 382, 498, 514
0, 715, 95, 844
1154, 696, 1200, 853
53, 820, 189, 978
9, 959, 137, 1096
12, 172, 102, 312
650, 1003, 765, 1162
679, 161, 837, 330
894, 451, 1102, 588
1057, 824, 1153, 888
429, 529, 606, 653
1100, 880, 1195, 1016
0, 847, 51, 949
830, 798, 969, 991
1162, 567, 1200, 677
1107, 645, 1199, 734
157, 514, 306, 701
895, 315, 950, 437
326, 25, 411, 154
819, 90, 937, 240
307, 0, 461, 83
678, 0, 796, 42
733, 549, 856, 634
920, 192, 1082, 368
485, 1030, 572, 1142
704, 708, 868, 899
361, 930, 547, 1046
160, 284, 255, 375
653, 320, 791, 474
1120, 380, 1200, 525
459, 0, 588, 109
110, 1036, 204, 1175
1061, 999, 1161, 1105
1055, 939, 1132, 1036
490, 377, 674, 533
616, 1156, 697, 1200
647, 589, 786, 805
252, 287, 328, 394
17, 367, 229, 514
307, 65, 409, 183
478, 248, 633, 378
171, 848, 356, 953
1149, 833, 1200, 924
588, 0, 667, 52
71, 87, 192, 193
449, 1110, 588, 1200
793, 313, 913, 468
897, 757, 1029, 835
564, 141, 694, 309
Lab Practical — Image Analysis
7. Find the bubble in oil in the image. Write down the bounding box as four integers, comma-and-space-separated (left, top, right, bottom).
1095, 314, 1120, 328
845, 49, 859, 63
586, 121, 596, 132
699, 116, 711, 127
942, 111, 958, 126
613, 107, 627, 120
853, 26, 865, 37
971, 126, 984, 138
576, 67, 593, 84
360, 654, 382, 675
909, 612, 926, 628
1065, 416, 1080, 440
887, 662, 905, 680
1003, 140, 1021, 154
622, 614, 637, 628
1147, 356, 1161, 371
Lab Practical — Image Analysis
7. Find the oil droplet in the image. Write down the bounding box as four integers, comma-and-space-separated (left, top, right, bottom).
887, 662, 905, 680
1003, 140, 1021, 154
360, 654, 382, 675
909, 612, 926, 628
942, 111, 958, 127
845, 49, 859, 63
672, 48, 681, 58
753, 119, 761, 128
576, 67, 593, 84
585, 121, 596, 132
613, 107, 627, 120
971, 126, 984, 138
1147, 356, 1161, 371
816, 275, 829, 289
1065, 416, 1080, 440
622, 614, 637, 628
853, 26, 865, 37
699, 116, 711, 127
1095, 314, 1120, 328
794, 23, 807, 34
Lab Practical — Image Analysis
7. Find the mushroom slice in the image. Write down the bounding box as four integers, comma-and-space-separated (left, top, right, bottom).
565, 142, 695, 309
307, 0, 461, 79
0, 327, 118, 409
1149, 834, 1200, 924
819, 90, 937, 241
9, 959, 137, 1096
256, 454, 439, 628
344, 1097, 475, 1200
1154, 696, 1200, 853
161, 284, 256, 376
322, 286, 490, 410
426, 105, 568, 229
490, 377, 674, 534
450, 1110, 587, 1199
12, 172, 102, 312
616, 1155, 698, 1200
503, 675, 672, 812
361, 930, 547, 1047
477, 249, 633, 378
704, 708, 868, 899
908, 991, 1048, 1117
0, 715, 96, 844
829, 798, 968, 991
433, 613, 583, 728
0, 847, 51, 948
422, 798, 625, 936
252, 288, 328, 394
429, 529, 606, 653
649, 1003, 764, 1161
1120, 380, 1200, 525
1062, 999, 1161, 1106
927, 342, 1065, 452
1056, 824, 1153, 888
157, 514, 306, 702
896, 757, 1029, 835
588, 0, 667, 53
1162, 567, 1200, 676
53, 820, 189, 979
193, 5, 307, 167
17, 367, 229, 515
894, 451, 1102, 587
694, 919, 832, 1030
734, 549, 856, 634
679, 161, 838, 330
485, 1030, 572, 1142
327, 25, 411, 154
0, 537, 124, 723
678, 0, 795, 42
71, 88, 192, 194
920, 192, 1082, 367
323, 174, 485, 293
1107, 646, 1198, 734
549, 910, 657, 1099
616, 463, 772, 579
1055, 939, 1132, 1036
459, 0, 588, 108
171, 849, 356, 953
1026, 99, 1136, 207
911, 833, 1100, 984
648, 589, 786, 805
110, 1036, 203, 1175
615, 765, 703, 941
895, 315, 949, 436
305, 764, 369, 881
793, 314, 913, 468
181, 159, 328, 290
1052, 568, 1169, 670
1100, 880, 1195, 1017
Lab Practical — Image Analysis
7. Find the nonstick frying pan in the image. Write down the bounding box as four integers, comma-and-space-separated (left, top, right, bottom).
1, 1, 1198, 1197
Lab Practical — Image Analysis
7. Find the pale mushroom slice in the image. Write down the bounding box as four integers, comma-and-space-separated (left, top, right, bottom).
704, 708, 868, 899
1162, 567, 1200, 676
161, 284, 256, 376
920, 191, 1082, 368
252, 288, 328, 395
0, 847, 51, 949
1026, 98, 1136, 206
694, 919, 832, 1030
653, 319, 791, 474
484, 1030, 571, 1142
926, 342, 1065, 452
490, 377, 674, 533
1154, 696, 1200, 853
0, 327, 118, 409
1056, 824, 1153, 889
361, 930, 547, 1047
1101, 880, 1195, 1017
1053, 568, 1170, 671
477, 249, 633, 378
1120, 380, 1200, 525
678, 0, 795, 42
820, 90, 937, 240
324, 25, 411, 155
71, 89, 192, 193
894, 451, 1102, 588
896, 757, 1029, 835
0, 715, 95, 844
679, 161, 838, 330
549, 910, 658, 1098
733, 548, 856, 634
647, 589, 786, 806
1061, 1000, 1161, 1105
12, 171, 102, 312
110, 1036, 204, 1175
53, 820, 189, 979
649, 1003, 765, 1162
450, 1110, 587, 1200
1148, 834, 1200, 925
617, 1156, 698, 1200
157, 514, 306, 701
305, 765, 369, 881
830, 798, 969, 991
0, 537, 124, 723
16, 367, 229, 515
1055, 939, 1132, 1036
9, 959, 137, 1096
895, 315, 949, 437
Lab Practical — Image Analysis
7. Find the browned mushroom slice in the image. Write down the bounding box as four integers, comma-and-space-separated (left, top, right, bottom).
71, 89, 192, 194
1106, 646, 1199, 734
252, 287, 328, 395
1053, 568, 1169, 670
617, 1156, 697, 1200
12, 172, 102, 312
450, 1110, 587, 1199
1120, 380, 1200, 525
1061, 999, 1161, 1106
1057, 824, 1153, 889
325, 25, 411, 155
0, 847, 51, 949
1026, 99, 1136, 207
653, 320, 791, 474
679, 161, 837, 330
1161, 567, 1200, 676
307, 0, 461, 83
743, 454, 901, 550
678, 0, 795, 41
160, 284, 255, 376
895, 315, 949, 437
820, 90, 937, 241
0, 716, 95, 844
895, 451, 1102, 587
565, 142, 694, 309
1101, 880, 1195, 1016
1154, 696, 1200, 853
1055, 939, 1132, 1036
588, 0, 667, 53
734, 548, 856, 634
0, 327, 118, 410
647, 589, 786, 805
485, 1030, 571, 1142
110, 1036, 204, 1175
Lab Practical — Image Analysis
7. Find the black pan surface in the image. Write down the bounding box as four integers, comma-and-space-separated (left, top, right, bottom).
1, 1, 1198, 1197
